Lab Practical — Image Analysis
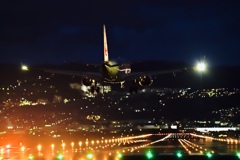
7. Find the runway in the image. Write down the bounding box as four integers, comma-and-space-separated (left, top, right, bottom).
0, 133, 239, 159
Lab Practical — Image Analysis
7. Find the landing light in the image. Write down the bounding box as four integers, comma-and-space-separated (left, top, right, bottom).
21, 65, 29, 71
196, 62, 206, 72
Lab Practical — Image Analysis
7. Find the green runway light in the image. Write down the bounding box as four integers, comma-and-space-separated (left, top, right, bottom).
206, 152, 213, 158
236, 152, 240, 159
87, 153, 93, 159
28, 154, 34, 160
146, 150, 153, 159
117, 153, 123, 158
57, 153, 63, 159
176, 151, 183, 158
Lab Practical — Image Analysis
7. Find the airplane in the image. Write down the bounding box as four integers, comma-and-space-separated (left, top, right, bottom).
22, 25, 204, 94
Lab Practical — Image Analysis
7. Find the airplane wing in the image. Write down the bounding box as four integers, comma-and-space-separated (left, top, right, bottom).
43, 69, 103, 81
22, 65, 103, 82
124, 67, 193, 81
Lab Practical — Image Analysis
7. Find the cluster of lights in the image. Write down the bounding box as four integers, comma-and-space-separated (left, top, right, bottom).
3, 132, 240, 159
179, 139, 214, 157
22, 134, 152, 160
191, 133, 239, 144
129, 134, 172, 153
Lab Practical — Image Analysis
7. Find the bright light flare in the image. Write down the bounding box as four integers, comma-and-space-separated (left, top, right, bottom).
196, 62, 206, 72
21, 65, 29, 71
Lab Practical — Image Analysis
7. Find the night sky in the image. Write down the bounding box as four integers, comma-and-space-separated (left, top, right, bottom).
1, 0, 240, 66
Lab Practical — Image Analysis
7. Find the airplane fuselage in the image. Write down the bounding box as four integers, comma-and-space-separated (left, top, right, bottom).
100, 60, 131, 83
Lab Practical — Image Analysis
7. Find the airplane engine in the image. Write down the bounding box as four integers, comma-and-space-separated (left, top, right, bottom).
138, 75, 153, 87
82, 77, 93, 86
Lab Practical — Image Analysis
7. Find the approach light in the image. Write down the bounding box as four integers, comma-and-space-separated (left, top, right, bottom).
206, 152, 213, 158
146, 150, 154, 159
196, 62, 206, 72
21, 65, 29, 71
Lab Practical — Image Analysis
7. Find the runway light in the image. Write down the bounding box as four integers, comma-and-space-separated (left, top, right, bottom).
87, 153, 93, 159
206, 152, 212, 158
57, 153, 63, 160
28, 154, 34, 160
146, 150, 154, 159
176, 151, 183, 158
37, 145, 41, 151
6, 144, 11, 149
21, 146, 25, 151
236, 152, 240, 159
117, 152, 123, 159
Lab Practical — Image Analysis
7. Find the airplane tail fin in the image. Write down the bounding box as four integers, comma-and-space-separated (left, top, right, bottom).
103, 25, 109, 62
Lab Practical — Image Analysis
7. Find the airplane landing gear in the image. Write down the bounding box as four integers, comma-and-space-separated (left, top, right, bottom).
90, 85, 101, 94
120, 82, 124, 88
